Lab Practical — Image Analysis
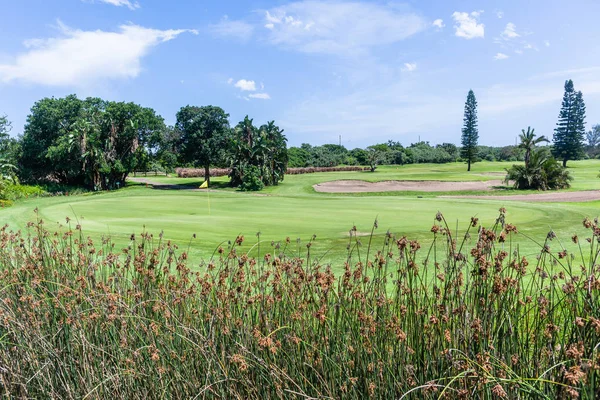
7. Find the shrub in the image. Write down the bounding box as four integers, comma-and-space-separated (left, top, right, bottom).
505, 149, 572, 190
238, 165, 264, 191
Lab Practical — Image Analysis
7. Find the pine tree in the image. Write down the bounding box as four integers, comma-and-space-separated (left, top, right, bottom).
553, 80, 586, 167
461, 89, 479, 171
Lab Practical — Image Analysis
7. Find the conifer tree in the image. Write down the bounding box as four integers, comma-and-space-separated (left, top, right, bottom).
461, 89, 479, 171
553, 80, 586, 167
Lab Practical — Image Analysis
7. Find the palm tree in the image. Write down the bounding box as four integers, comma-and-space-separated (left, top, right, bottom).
505, 148, 571, 190
518, 127, 548, 167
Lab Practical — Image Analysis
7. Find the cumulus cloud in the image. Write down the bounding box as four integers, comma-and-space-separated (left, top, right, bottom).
452, 11, 485, 39
248, 93, 271, 100
402, 62, 417, 72
261, 1, 428, 55
234, 79, 257, 91
494, 52, 509, 60
209, 16, 254, 41
87, 0, 140, 10
0, 21, 196, 87
501, 23, 520, 40
432, 19, 445, 29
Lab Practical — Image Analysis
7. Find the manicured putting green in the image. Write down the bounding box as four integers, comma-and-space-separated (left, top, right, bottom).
1, 161, 599, 268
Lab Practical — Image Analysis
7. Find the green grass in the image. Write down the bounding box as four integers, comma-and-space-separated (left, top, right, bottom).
1, 160, 599, 266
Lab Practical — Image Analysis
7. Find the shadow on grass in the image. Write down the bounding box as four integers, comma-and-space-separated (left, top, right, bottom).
148, 181, 232, 191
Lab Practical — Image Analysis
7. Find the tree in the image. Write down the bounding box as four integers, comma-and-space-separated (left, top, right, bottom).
176, 105, 230, 184
228, 116, 288, 190
587, 124, 600, 147
20, 95, 165, 189
553, 80, 586, 167
365, 147, 382, 172
460, 90, 479, 171
259, 121, 288, 186
505, 148, 571, 190
518, 127, 548, 168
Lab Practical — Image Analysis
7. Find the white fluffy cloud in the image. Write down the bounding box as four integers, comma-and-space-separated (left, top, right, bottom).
234, 79, 257, 91
494, 52, 509, 60
402, 63, 417, 72
261, 1, 427, 55
248, 93, 271, 100
452, 11, 485, 39
501, 23, 520, 40
84, 0, 140, 10
432, 19, 445, 29
0, 21, 196, 87
544, 40, 550, 47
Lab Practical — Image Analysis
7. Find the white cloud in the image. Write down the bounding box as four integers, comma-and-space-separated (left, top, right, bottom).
432, 19, 445, 29
249, 93, 271, 100
452, 11, 485, 39
209, 16, 254, 41
495, 10, 504, 19
227, 77, 233, 84
402, 62, 417, 72
515, 49, 523, 55
234, 79, 256, 91
501, 23, 520, 40
261, 1, 427, 55
88, 0, 140, 10
544, 40, 550, 47
0, 21, 196, 87
494, 52, 509, 60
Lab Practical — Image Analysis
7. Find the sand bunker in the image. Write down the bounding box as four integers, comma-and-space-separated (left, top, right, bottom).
313, 180, 504, 193
445, 191, 600, 203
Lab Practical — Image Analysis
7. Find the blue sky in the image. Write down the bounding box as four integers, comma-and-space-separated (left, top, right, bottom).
1, 0, 600, 148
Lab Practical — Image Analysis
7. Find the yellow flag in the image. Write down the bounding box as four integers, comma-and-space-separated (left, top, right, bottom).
199, 180, 208, 189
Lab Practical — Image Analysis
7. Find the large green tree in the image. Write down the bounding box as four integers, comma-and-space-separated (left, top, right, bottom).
20, 95, 165, 189
175, 105, 230, 184
460, 89, 479, 171
228, 116, 288, 190
553, 80, 586, 167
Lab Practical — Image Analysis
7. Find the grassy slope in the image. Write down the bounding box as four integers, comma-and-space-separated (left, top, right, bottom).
1, 160, 599, 267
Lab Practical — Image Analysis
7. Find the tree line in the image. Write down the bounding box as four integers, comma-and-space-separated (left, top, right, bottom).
0, 95, 287, 191
0, 79, 599, 193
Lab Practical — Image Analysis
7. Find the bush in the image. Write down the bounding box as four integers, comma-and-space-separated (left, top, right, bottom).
239, 165, 264, 191
505, 150, 572, 190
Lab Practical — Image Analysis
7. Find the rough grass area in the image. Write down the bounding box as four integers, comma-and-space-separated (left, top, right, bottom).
0, 210, 598, 398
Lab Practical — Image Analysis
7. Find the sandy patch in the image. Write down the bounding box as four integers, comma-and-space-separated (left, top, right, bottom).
444, 191, 600, 203
313, 180, 505, 193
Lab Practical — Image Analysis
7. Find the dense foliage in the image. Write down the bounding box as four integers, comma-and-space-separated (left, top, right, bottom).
553, 80, 587, 167
228, 117, 288, 190
505, 148, 572, 190
19, 95, 165, 190
0, 210, 598, 398
461, 89, 479, 171
175, 105, 230, 184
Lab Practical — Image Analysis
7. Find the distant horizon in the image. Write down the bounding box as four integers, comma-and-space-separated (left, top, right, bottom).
1, 1, 599, 148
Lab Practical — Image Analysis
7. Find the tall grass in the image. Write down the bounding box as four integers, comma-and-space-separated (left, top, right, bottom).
0, 208, 598, 398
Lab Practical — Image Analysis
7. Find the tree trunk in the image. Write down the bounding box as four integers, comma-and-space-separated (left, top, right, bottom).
467, 160, 471, 171
562, 159, 567, 168
204, 165, 210, 184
